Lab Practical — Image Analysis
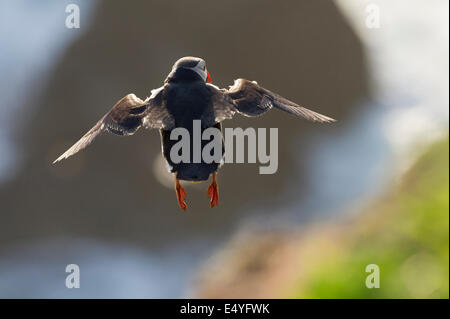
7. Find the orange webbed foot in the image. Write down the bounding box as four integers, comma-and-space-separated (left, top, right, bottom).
206, 173, 219, 208
175, 177, 188, 211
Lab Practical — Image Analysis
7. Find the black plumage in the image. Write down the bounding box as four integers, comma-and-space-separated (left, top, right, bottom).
54, 56, 335, 210
160, 77, 223, 181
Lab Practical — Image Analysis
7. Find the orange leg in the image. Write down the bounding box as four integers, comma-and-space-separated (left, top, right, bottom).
174, 176, 188, 211
206, 172, 219, 208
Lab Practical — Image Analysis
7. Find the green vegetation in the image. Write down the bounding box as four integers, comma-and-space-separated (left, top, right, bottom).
293, 138, 449, 298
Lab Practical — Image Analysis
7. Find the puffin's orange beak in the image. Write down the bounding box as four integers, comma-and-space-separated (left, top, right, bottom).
206, 69, 212, 83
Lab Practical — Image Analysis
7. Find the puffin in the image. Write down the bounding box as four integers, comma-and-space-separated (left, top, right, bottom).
54, 56, 335, 210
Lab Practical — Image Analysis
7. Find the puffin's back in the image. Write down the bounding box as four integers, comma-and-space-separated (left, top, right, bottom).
160, 82, 224, 181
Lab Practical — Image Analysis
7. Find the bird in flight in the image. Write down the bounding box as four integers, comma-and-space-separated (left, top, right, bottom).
54, 56, 335, 211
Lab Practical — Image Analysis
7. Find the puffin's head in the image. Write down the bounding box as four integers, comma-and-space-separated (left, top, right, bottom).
166, 56, 212, 83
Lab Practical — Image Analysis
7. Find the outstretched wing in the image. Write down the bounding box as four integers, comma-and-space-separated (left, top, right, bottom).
53, 87, 173, 163
206, 79, 335, 125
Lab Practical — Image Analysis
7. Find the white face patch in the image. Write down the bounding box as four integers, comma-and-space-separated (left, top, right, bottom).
185, 60, 207, 82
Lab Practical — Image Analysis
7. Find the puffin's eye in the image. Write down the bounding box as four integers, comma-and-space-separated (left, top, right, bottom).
201, 64, 206, 71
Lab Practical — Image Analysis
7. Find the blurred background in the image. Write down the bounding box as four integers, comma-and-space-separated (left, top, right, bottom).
0, 0, 448, 298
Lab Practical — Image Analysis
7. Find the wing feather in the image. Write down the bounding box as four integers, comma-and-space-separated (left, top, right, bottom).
53, 120, 105, 163
208, 79, 335, 124
53, 88, 173, 163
